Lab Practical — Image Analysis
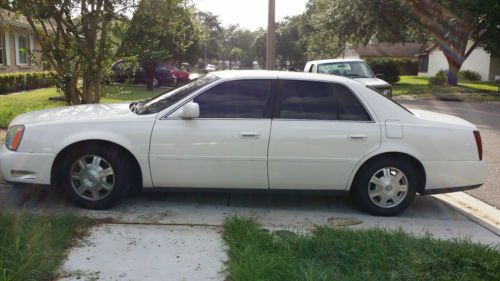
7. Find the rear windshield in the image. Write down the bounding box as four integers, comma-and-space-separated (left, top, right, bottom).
367, 86, 414, 115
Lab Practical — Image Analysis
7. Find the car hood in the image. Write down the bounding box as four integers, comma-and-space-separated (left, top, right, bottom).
410, 109, 476, 129
10, 103, 138, 126
354, 77, 391, 87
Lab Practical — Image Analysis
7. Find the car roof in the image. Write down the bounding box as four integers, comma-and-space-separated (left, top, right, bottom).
211, 70, 361, 85
306, 58, 365, 64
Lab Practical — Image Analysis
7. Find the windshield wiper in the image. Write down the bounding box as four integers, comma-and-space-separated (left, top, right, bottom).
345, 73, 370, 78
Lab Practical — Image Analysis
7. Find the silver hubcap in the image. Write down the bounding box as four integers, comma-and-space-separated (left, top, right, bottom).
70, 155, 115, 201
368, 167, 408, 208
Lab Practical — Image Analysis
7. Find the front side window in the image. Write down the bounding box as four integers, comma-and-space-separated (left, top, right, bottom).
194, 80, 272, 118
277, 80, 371, 121
16, 34, 28, 65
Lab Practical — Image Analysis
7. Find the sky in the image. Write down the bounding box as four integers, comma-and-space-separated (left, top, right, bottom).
194, 0, 309, 30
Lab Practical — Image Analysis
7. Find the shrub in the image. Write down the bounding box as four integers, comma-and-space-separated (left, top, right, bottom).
0, 71, 56, 95
429, 69, 448, 85
366, 59, 400, 84
460, 70, 481, 81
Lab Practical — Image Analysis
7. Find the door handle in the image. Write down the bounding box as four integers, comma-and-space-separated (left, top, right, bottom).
239, 131, 260, 138
348, 134, 368, 141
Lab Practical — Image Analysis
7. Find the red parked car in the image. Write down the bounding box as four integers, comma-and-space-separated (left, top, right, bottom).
158, 64, 190, 84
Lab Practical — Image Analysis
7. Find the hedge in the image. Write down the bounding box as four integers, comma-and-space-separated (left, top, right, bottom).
0, 71, 56, 95
366, 59, 401, 84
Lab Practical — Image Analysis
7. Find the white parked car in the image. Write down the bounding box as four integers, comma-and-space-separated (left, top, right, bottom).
0, 71, 486, 215
304, 59, 393, 97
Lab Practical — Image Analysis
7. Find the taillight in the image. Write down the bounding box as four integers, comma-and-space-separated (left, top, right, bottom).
473, 131, 482, 161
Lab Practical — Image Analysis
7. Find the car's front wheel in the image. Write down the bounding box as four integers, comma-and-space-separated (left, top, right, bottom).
60, 144, 132, 210
352, 158, 417, 216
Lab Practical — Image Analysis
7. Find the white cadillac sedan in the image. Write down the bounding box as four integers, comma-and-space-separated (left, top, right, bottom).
0, 71, 486, 216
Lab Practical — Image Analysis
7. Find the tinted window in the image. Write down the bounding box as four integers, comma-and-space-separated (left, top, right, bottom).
194, 80, 271, 118
278, 80, 370, 121
279, 80, 337, 120
336, 84, 371, 121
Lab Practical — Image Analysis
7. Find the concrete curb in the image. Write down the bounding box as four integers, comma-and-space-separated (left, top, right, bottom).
434, 192, 500, 237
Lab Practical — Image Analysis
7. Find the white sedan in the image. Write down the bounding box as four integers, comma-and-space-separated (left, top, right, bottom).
0, 71, 486, 216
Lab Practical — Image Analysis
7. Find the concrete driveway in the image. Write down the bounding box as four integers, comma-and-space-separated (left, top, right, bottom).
398, 99, 500, 209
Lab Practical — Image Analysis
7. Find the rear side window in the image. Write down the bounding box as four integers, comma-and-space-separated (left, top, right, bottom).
194, 79, 271, 118
336, 85, 371, 121
277, 80, 371, 121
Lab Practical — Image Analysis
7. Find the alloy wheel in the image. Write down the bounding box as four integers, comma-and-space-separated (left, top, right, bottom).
368, 167, 409, 208
70, 155, 115, 201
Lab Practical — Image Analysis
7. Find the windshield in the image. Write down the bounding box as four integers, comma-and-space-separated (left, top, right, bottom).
130, 74, 219, 115
317, 61, 374, 78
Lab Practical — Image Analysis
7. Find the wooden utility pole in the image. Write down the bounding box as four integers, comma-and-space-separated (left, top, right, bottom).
266, 0, 276, 70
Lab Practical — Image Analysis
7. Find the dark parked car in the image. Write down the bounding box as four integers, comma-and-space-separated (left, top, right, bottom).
111, 61, 190, 87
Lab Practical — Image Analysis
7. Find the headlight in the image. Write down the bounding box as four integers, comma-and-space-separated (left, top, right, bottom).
5, 125, 24, 151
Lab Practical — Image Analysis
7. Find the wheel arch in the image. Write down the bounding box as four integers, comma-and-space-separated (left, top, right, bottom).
348, 152, 427, 194
50, 139, 143, 191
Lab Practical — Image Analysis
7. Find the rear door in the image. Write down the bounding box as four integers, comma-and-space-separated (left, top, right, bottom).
268, 79, 380, 190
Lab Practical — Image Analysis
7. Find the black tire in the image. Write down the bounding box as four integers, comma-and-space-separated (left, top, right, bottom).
352, 157, 417, 216
165, 76, 178, 87
59, 143, 132, 210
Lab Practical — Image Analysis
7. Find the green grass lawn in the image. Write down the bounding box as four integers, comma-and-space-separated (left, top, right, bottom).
0, 85, 165, 128
0, 212, 89, 281
223, 217, 500, 281
393, 76, 500, 101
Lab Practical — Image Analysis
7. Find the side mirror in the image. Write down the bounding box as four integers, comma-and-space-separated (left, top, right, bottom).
179, 102, 199, 119
376, 73, 385, 80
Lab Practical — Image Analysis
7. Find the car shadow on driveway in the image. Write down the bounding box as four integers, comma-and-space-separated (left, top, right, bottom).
1, 183, 498, 244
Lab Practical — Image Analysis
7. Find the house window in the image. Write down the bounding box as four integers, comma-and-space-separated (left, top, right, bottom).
418, 54, 429, 73
15, 34, 28, 65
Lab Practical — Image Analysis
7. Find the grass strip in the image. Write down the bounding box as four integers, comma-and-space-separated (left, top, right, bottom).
223, 216, 500, 281
0, 211, 89, 281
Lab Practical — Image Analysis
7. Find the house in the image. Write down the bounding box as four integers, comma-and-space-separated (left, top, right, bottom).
339, 43, 425, 75
0, 8, 43, 73
417, 41, 500, 81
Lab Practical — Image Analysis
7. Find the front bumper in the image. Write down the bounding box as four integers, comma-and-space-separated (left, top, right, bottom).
0, 145, 55, 185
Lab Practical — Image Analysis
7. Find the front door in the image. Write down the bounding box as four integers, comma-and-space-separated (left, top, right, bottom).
149, 79, 275, 189
268, 79, 380, 190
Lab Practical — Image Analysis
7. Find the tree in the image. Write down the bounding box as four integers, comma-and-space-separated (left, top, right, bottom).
229, 47, 242, 69
120, 0, 199, 90
304, 0, 500, 85
276, 16, 307, 67
197, 11, 223, 63
11, 0, 134, 104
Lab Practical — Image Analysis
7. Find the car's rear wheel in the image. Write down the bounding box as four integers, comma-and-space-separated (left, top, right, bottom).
61, 144, 132, 210
165, 75, 178, 87
352, 158, 417, 216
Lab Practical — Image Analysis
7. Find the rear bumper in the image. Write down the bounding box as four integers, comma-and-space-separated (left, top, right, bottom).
421, 184, 482, 195
422, 160, 487, 193
0, 145, 55, 185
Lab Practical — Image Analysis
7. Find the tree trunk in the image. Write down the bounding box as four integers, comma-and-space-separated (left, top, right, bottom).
445, 56, 462, 86
145, 66, 156, 91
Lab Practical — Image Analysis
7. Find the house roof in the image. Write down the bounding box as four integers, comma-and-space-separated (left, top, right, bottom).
355, 43, 425, 58
0, 8, 32, 31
